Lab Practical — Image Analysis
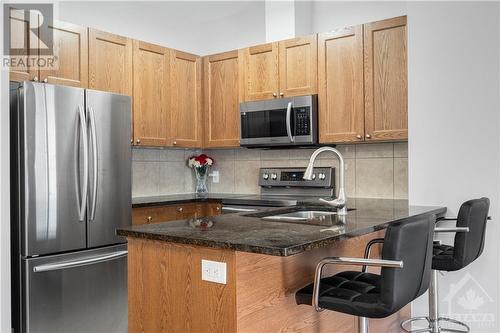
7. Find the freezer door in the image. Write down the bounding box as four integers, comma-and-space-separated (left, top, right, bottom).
22, 244, 128, 333
86, 89, 131, 248
21, 82, 87, 256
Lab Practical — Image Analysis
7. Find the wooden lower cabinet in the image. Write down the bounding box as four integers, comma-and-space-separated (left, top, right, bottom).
127, 230, 410, 332
132, 202, 222, 225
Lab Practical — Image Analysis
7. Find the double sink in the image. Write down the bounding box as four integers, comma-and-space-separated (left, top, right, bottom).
245, 206, 355, 225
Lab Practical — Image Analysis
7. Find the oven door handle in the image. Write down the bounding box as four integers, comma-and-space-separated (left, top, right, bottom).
222, 206, 258, 213
286, 101, 294, 143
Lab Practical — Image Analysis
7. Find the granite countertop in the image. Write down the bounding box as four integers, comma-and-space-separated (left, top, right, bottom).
118, 198, 446, 256
132, 193, 250, 207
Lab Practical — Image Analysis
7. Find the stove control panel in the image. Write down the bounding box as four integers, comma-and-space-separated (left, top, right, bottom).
259, 167, 334, 188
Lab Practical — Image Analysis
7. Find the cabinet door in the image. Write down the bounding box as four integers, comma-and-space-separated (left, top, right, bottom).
241, 43, 279, 101
318, 26, 365, 144
133, 41, 170, 147
278, 35, 317, 97
364, 16, 407, 141
203, 50, 241, 148
170, 50, 202, 147
39, 21, 88, 87
8, 8, 39, 82
89, 29, 132, 96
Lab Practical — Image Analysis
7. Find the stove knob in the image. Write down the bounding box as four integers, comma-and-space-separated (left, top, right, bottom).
319, 173, 326, 180
271, 173, 278, 180
262, 173, 269, 180
311, 174, 316, 180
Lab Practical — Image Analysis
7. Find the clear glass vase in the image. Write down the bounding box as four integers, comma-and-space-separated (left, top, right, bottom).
194, 165, 209, 196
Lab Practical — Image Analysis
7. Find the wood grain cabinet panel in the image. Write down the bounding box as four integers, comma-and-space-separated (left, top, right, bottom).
88, 29, 132, 96
241, 42, 279, 101
132, 203, 208, 226
318, 26, 365, 144
170, 50, 202, 147
40, 21, 88, 87
8, 8, 39, 82
279, 35, 318, 97
205, 202, 222, 217
364, 16, 408, 141
133, 40, 170, 147
203, 50, 241, 148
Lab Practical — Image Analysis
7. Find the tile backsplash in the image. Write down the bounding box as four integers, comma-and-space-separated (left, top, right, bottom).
132, 148, 201, 197
132, 142, 408, 199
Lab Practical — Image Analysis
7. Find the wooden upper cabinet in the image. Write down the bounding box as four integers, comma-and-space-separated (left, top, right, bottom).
318, 26, 364, 144
170, 50, 202, 147
8, 8, 38, 82
39, 21, 88, 87
88, 29, 132, 96
133, 40, 170, 147
364, 16, 408, 141
241, 42, 279, 101
278, 35, 317, 97
203, 50, 241, 148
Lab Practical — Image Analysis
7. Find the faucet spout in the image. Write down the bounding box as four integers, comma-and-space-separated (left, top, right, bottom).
303, 146, 347, 215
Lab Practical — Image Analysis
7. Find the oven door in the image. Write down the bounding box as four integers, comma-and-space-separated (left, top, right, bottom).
239, 95, 317, 147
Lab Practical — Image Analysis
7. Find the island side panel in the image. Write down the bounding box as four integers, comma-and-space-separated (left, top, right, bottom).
127, 238, 237, 333
235, 230, 410, 333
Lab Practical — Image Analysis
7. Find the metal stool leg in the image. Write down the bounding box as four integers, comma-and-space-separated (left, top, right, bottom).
401, 270, 470, 333
359, 316, 368, 333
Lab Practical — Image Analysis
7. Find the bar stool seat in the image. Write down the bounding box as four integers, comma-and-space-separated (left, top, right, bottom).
296, 271, 388, 318
296, 215, 436, 333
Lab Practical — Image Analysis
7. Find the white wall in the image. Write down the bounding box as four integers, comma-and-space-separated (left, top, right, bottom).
58, 1, 266, 55
310, 1, 406, 33
407, 3, 500, 331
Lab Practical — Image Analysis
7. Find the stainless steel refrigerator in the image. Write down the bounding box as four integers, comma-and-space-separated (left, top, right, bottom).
10, 81, 131, 333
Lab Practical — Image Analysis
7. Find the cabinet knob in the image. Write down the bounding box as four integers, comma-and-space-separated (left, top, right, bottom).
216, 206, 220, 211
130, 139, 133, 144
177, 207, 183, 212
272, 92, 277, 98
279, 92, 284, 97
356, 134, 362, 139
136, 139, 141, 144
43, 78, 48, 83
146, 216, 152, 223
173, 141, 177, 145
365, 134, 372, 139
33, 76, 39, 82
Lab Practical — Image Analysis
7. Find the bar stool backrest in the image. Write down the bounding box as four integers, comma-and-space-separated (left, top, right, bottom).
453, 197, 490, 269
380, 215, 435, 313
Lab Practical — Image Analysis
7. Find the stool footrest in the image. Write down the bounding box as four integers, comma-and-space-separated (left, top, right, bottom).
401, 316, 470, 333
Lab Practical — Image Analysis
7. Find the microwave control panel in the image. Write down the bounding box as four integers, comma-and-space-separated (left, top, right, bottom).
295, 107, 311, 136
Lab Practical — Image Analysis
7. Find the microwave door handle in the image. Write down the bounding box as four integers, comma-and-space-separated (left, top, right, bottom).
286, 102, 294, 142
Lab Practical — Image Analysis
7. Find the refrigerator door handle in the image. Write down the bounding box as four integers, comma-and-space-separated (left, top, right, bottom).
88, 106, 98, 221
32, 250, 128, 273
77, 105, 88, 222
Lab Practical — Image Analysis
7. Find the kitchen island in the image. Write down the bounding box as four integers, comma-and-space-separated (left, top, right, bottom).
118, 198, 445, 333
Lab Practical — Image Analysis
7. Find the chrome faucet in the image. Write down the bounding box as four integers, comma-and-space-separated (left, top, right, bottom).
303, 146, 347, 215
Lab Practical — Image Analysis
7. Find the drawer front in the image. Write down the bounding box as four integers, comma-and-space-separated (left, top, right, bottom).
132, 203, 205, 225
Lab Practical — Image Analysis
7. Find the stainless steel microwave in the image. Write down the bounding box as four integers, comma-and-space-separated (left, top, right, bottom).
239, 95, 318, 147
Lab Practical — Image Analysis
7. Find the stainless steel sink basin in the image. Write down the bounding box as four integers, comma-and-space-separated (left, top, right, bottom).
262, 210, 337, 221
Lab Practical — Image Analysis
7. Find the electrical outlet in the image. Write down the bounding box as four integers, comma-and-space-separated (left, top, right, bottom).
201, 259, 226, 284
209, 170, 219, 183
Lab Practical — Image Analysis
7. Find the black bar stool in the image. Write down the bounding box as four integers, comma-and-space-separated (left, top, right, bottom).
401, 197, 490, 333
295, 215, 435, 333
